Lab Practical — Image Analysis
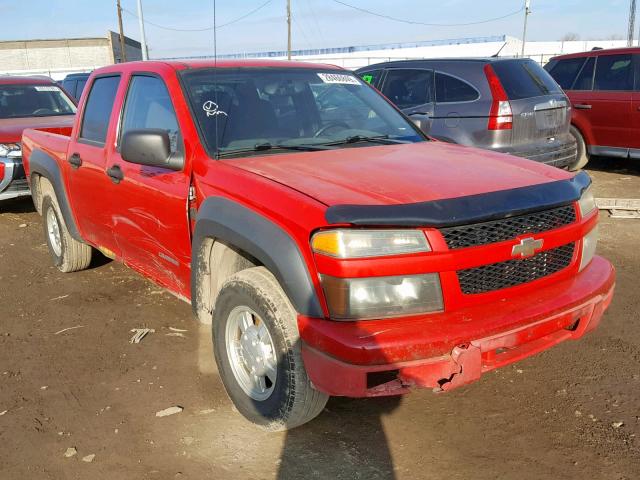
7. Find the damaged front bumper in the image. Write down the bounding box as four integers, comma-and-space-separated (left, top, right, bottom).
0, 158, 30, 201
300, 255, 615, 397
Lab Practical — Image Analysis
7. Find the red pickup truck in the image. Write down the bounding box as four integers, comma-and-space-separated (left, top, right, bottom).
1, 76, 76, 201
22, 60, 614, 430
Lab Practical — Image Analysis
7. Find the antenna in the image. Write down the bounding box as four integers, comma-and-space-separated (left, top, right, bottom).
628, 0, 637, 47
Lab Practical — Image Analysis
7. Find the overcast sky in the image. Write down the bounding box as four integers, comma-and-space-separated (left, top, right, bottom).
0, 0, 633, 58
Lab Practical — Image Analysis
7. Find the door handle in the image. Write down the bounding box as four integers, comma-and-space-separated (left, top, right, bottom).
68, 153, 82, 169
106, 165, 124, 184
574, 104, 592, 110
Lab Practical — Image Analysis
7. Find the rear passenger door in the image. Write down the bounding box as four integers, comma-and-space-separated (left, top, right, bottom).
380, 68, 434, 132
65, 74, 123, 257
579, 53, 633, 154
432, 71, 481, 143
107, 73, 192, 296
631, 54, 640, 156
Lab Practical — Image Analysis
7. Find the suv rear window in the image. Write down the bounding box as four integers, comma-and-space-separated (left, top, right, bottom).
491, 59, 562, 100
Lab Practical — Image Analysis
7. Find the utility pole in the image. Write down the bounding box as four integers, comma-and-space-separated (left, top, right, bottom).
287, 0, 292, 60
521, 0, 531, 57
136, 0, 149, 60
628, 0, 637, 47
116, 0, 127, 62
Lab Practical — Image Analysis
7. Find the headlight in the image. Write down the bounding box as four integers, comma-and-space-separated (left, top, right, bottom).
579, 225, 598, 271
311, 229, 430, 258
577, 185, 596, 218
320, 273, 443, 320
0, 143, 22, 159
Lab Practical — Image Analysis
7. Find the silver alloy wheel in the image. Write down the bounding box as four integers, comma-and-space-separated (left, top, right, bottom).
46, 207, 62, 257
225, 306, 278, 401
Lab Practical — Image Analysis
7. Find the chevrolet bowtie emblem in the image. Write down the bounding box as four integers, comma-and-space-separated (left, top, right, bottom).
511, 237, 544, 258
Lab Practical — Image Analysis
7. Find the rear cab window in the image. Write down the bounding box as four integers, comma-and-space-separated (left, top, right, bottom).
491, 59, 562, 99
381, 69, 434, 109
79, 76, 121, 145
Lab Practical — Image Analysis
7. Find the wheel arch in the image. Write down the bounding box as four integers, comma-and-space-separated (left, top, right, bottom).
28, 149, 83, 242
191, 197, 324, 322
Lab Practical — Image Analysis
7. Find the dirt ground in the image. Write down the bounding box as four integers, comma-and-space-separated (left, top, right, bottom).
0, 156, 639, 480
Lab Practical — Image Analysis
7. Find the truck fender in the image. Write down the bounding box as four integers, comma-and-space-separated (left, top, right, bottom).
28, 148, 83, 242
191, 197, 324, 319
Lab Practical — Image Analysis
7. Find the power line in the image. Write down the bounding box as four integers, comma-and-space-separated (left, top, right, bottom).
330, 0, 524, 27
122, 0, 274, 32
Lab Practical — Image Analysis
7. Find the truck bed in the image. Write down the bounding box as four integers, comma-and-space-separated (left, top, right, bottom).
21, 128, 71, 178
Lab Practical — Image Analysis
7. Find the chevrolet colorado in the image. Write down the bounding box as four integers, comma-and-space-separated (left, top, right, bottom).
21, 60, 615, 430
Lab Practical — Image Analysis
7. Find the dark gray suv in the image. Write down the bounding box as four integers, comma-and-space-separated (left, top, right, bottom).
357, 58, 578, 169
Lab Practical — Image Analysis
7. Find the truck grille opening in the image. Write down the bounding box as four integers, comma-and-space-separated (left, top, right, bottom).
441, 204, 576, 249
457, 243, 575, 294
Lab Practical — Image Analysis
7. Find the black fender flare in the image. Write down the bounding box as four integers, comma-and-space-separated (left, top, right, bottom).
28, 148, 83, 241
191, 197, 324, 318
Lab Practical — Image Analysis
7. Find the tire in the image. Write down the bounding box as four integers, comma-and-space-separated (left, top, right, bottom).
569, 125, 589, 171
42, 196, 92, 273
212, 266, 328, 431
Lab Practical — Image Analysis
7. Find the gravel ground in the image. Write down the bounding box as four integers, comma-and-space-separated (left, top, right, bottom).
0, 156, 639, 480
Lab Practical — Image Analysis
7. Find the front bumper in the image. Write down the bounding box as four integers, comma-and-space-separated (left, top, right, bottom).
0, 158, 30, 201
300, 255, 615, 397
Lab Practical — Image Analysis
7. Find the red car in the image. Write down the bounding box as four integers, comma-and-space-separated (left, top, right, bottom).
545, 47, 640, 169
22, 61, 614, 430
0, 76, 76, 201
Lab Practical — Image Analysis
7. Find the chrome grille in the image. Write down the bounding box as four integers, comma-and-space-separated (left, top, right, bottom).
441, 205, 576, 250
457, 243, 575, 294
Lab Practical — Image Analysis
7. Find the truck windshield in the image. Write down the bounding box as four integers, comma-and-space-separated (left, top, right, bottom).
0, 84, 76, 119
181, 68, 425, 157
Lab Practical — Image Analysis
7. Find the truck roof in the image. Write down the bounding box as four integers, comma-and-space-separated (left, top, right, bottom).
0, 75, 56, 85
91, 59, 344, 76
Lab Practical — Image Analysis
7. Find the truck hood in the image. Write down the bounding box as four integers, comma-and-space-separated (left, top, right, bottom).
222, 141, 572, 206
0, 115, 75, 143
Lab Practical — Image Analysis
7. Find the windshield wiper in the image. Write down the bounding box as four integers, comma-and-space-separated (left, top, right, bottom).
218, 142, 334, 157
325, 135, 411, 146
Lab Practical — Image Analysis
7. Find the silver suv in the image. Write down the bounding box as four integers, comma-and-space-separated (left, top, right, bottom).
357, 58, 578, 169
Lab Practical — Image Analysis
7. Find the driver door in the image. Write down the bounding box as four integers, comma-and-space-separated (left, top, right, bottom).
106, 73, 192, 297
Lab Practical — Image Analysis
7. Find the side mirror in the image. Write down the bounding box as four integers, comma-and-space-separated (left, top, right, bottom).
121, 129, 183, 171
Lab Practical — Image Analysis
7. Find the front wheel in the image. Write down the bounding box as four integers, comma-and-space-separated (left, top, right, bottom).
212, 267, 328, 430
568, 125, 589, 171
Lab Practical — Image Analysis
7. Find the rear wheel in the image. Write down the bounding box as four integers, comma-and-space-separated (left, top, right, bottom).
212, 267, 328, 430
42, 196, 92, 273
569, 125, 589, 171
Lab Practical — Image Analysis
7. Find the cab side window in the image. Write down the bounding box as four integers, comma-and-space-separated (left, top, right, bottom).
381, 69, 433, 109
594, 54, 633, 91
120, 75, 180, 154
79, 76, 121, 145
573, 57, 595, 90
435, 72, 479, 103
358, 69, 383, 88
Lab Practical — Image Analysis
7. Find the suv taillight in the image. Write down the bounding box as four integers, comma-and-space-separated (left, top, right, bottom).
484, 64, 513, 130
0, 162, 5, 181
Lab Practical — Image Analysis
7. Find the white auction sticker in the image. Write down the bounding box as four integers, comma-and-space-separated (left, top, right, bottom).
317, 73, 361, 85
34, 86, 60, 92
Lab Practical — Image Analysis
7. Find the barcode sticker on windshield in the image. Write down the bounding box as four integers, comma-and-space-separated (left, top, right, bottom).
34, 86, 60, 92
317, 73, 361, 85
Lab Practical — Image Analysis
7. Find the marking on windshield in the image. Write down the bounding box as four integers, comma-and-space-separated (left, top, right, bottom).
202, 100, 228, 117
34, 86, 60, 92
317, 73, 361, 85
